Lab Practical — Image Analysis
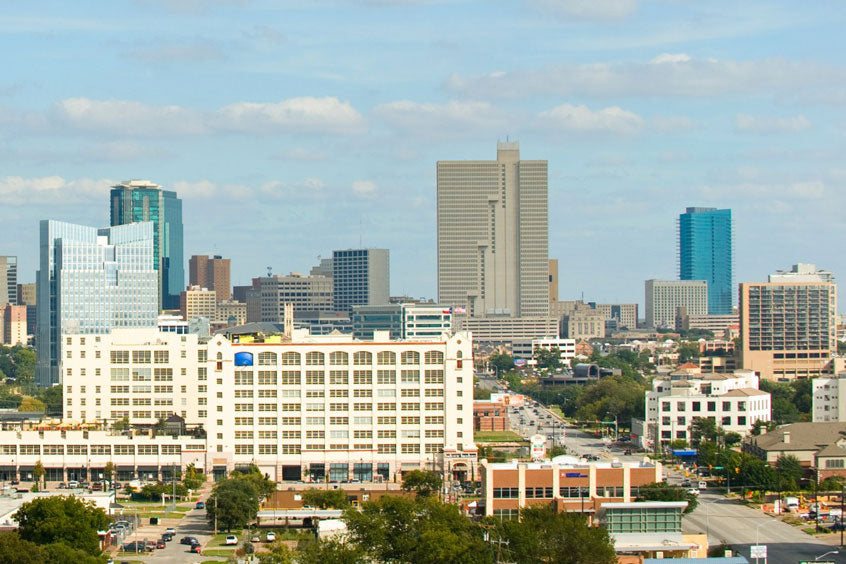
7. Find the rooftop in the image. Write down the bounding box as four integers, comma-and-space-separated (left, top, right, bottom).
747, 422, 846, 451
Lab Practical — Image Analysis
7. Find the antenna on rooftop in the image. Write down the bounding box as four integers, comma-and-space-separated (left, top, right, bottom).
267, 266, 272, 277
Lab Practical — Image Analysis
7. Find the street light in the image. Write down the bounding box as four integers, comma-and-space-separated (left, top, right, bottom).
753, 522, 767, 564
815, 549, 840, 560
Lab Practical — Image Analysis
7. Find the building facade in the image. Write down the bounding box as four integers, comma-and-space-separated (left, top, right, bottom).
480, 457, 663, 520
59, 328, 477, 482
594, 303, 638, 331
511, 338, 576, 362
15, 283, 36, 334
644, 370, 770, 447
0, 304, 26, 345
645, 280, 708, 329
179, 286, 217, 322
110, 180, 184, 310
813, 375, 846, 422
739, 269, 836, 381
36, 221, 158, 387
0, 256, 16, 306
454, 316, 558, 348
215, 300, 247, 327
332, 249, 390, 312
678, 207, 733, 315
352, 304, 453, 341
559, 302, 606, 341
249, 274, 334, 322
437, 141, 549, 318
189, 255, 232, 302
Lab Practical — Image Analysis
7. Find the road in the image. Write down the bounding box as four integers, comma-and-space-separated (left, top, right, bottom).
683, 489, 845, 564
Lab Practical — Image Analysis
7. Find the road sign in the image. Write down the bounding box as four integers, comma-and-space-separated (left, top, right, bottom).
749, 545, 766, 558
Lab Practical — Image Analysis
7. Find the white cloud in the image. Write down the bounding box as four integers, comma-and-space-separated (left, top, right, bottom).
215, 97, 366, 134
82, 140, 168, 161
536, 103, 643, 134
528, 0, 637, 20
735, 113, 811, 133
446, 55, 845, 99
52, 98, 206, 136
0, 176, 111, 205
373, 100, 507, 136
352, 180, 377, 197
651, 115, 695, 132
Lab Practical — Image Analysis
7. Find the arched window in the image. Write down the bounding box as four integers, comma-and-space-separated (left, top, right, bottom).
401, 351, 420, 365
280, 352, 301, 366
354, 351, 373, 366
377, 351, 396, 365
329, 351, 349, 366
456, 350, 463, 359
424, 351, 444, 365
258, 352, 277, 366
306, 351, 325, 366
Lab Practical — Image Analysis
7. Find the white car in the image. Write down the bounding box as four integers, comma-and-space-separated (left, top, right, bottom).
67, 480, 80, 488
225, 535, 238, 545
266, 532, 276, 542
165, 527, 176, 535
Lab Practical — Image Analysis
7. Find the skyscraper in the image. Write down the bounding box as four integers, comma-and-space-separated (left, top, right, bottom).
111, 180, 184, 310
437, 141, 549, 317
644, 279, 708, 329
678, 207, 733, 315
0, 256, 17, 305
189, 255, 232, 301
36, 220, 158, 386
332, 249, 389, 312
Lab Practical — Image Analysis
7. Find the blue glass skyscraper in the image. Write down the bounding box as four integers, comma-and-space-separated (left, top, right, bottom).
110, 180, 184, 310
36, 220, 158, 386
678, 207, 733, 315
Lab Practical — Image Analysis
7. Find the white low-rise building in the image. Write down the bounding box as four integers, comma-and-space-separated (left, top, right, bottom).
511, 338, 576, 362
644, 369, 771, 447
813, 374, 846, 422
51, 327, 477, 483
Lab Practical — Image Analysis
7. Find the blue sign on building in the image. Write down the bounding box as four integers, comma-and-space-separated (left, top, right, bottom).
234, 352, 254, 366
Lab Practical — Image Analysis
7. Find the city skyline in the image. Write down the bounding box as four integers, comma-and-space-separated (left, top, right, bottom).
1, 2, 844, 307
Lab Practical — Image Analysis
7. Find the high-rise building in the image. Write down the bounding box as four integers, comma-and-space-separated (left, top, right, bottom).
740, 264, 836, 381
180, 286, 218, 321
16, 283, 36, 335
332, 249, 389, 312
35, 220, 158, 386
437, 141, 549, 317
645, 280, 708, 329
0, 256, 17, 305
247, 273, 334, 323
548, 259, 559, 305
110, 180, 184, 310
0, 304, 26, 345
188, 255, 231, 302
678, 207, 733, 315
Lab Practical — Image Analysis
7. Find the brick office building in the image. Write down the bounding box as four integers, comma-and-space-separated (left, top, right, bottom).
474, 402, 510, 432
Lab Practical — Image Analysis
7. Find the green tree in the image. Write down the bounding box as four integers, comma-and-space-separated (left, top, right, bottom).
297, 538, 365, 564
776, 454, 803, 490
689, 417, 718, 445
17, 396, 45, 412
534, 347, 561, 370
497, 505, 616, 564
14, 495, 110, 556
258, 541, 296, 564
231, 464, 276, 501
301, 488, 350, 509
636, 482, 698, 514
401, 470, 443, 498
42, 542, 105, 564
103, 462, 115, 488
791, 379, 813, 415
723, 432, 742, 447
574, 375, 645, 423
0, 532, 47, 564
183, 463, 206, 490
38, 385, 62, 417
113, 416, 130, 431
344, 495, 491, 564
206, 478, 260, 532
677, 342, 701, 364
489, 353, 515, 374
32, 461, 45, 490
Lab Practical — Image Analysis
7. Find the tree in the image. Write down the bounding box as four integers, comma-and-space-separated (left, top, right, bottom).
574, 375, 645, 423
497, 505, 616, 564
677, 342, 700, 364
401, 470, 442, 498
297, 538, 365, 564
489, 353, 515, 374
534, 347, 561, 370
113, 416, 130, 431
206, 478, 260, 532
14, 495, 110, 556
183, 463, 206, 490
42, 542, 105, 564
776, 454, 803, 490
636, 482, 698, 514
301, 488, 350, 509
0, 532, 47, 564
32, 461, 45, 490
38, 385, 62, 417
231, 464, 276, 501
103, 462, 115, 488
689, 417, 718, 445
258, 541, 296, 564
344, 495, 490, 564
723, 432, 742, 447
17, 396, 45, 412
750, 419, 776, 436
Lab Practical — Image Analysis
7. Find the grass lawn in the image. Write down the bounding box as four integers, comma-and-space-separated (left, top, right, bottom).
124, 511, 185, 519
114, 553, 147, 560
474, 431, 525, 443
548, 405, 565, 418
202, 548, 238, 557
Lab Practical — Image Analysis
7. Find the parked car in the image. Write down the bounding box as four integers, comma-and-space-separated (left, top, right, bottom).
121, 541, 149, 552
190, 542, 202, 554
180, 536, 199, 545
698, 481, 708, 490
161, 533, 174, 542
67, 480, 80, 488
251, 535, 261, 543
57, 482, 67, 489
266, 532, 276, 542
144, 540, 157, 551
225, 535, 238, 545
624, 449, 632, 455
165, 527, 176, 535
195, 501, 205, 510
156, 539, 166, 549
92, 482, 103, 491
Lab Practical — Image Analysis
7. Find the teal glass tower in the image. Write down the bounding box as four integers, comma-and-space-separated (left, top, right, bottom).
678, 207, 733, 315
110, 180, 184, 311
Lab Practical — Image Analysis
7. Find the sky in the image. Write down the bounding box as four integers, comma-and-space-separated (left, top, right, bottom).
2, 0, 845, 307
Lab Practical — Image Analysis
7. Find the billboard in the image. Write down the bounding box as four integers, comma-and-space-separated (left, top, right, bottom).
530, 434, 546, 460
234, 352, 254, 366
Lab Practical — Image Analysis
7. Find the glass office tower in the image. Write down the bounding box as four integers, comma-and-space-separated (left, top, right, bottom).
678, 207, 733, 315
110, 180, 184, 310
36, 221, 158, 386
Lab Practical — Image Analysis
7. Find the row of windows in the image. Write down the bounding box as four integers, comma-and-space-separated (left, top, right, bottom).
233, 369, 446, 385
251, 350, 445, 366
11, 444, 185, 455
493, 486, 625, 499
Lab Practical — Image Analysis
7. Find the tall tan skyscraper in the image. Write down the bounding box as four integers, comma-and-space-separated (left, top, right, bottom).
437, 141, 549, 317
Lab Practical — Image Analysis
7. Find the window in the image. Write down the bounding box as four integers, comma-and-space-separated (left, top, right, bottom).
281, 372, 301, 385
525, 487, 553, 499
378, 416, 396, 425
401, 351, 420, 365
305, 371, 325, 385
401, 403, 419, 411
425, 416, 444, 425
826, 459, 845, 469
722, 416, 731, 425
692, 402, 701, 412
377, 402, 396, 411
377, 351, 396, 365
306, 352, 325, 366
353, 351, 372, 365
401, 389, 420, 397
329, 371, 349, 385
111, 351, 130, 364
132, 350, 151, 363
424, 370, 444, 384
353, 403, 372, 412
401, 416, 420, 425
258, 371, 277, 385
493, 488, 519, 499
493, 509, 519, 521
424, 351, 444, 364
424, 389, 444, 397
425, 402, 444, 411
378, 444, 396, 453
234, 372, 254, 385
377, 370, 396, 384
330, 351, 349, 366
258, 352, 277, 366
707, 401, 716, 412
401, 370, 420, 383
401, 443, 420, 453
154, 350, 169, 364
281, 352, 300, 365
559, 486, 589, 499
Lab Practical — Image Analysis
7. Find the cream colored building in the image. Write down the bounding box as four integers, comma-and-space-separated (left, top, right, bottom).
58, 328, 476, 482
180, 286, 217, 321
594, 303, 638, 331
454, 316, 558, 347
645, 280, 708, 329
559, 302, 606, 340
215, 300, 247, 326
437, 142, 549, 318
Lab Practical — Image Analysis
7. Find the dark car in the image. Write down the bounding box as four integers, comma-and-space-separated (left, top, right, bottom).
122, 541, 150, 552
180, 536, 199, 545
195, 501, 205, 509
624, 449, 632, 455
161, 532, 174, 542
190, 542, 202, 554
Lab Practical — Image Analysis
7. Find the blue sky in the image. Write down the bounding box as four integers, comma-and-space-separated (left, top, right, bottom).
2, 0, 845, 307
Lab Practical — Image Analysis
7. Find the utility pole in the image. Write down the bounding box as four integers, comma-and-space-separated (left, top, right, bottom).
214, 494, 218, 536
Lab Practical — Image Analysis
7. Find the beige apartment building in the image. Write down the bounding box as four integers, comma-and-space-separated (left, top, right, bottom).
180, 286, 217, 321
57, 328, 477, 482
437, 141, 549, 318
